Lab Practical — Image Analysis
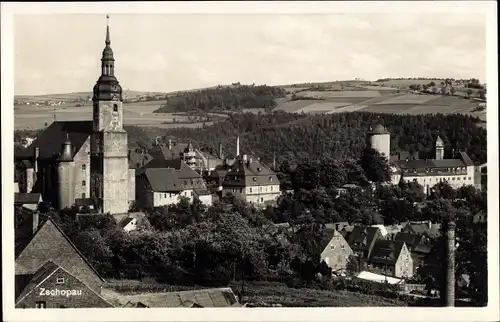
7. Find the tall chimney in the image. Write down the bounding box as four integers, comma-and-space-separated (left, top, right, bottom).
32, 212, 39, 234
236, 136, 240, 157
34, 147, 40, 173
443, 220, 456, 307
219, 143, 224, 160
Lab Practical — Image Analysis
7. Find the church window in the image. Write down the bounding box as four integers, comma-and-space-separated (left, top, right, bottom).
113, 104, 118, 112
82, 180, 86, 186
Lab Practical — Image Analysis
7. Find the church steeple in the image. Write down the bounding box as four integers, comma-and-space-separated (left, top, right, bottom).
93, 14, 122, 102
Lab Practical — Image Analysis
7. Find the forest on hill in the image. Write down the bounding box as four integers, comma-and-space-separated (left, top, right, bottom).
153, 84, 287, 113
158, 111, 487, 168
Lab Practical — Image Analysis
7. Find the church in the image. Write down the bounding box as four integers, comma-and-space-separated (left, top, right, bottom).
15, 16, 135, 214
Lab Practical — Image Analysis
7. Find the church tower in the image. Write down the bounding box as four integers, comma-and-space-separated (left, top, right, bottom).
435, 136, 444, 160
90, 15, 129, 214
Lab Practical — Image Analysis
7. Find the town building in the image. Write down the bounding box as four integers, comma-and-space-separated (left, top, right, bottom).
394, 232, 432, 271
15, 212, 107, 306
135, 159, 213, 209
14, 193, 42, 211
346, 226, 385, 260
366, 240, 413, 278
14, 16, 135, 215
15, 261, 113, 308
150, 139, 223, 172
220, 154, 281, 205
320, 230, 354, 273
367, 125, 477, 193
401, 220, 441, 239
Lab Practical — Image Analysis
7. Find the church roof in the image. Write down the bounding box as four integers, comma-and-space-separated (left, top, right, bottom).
15, 121, 93, 160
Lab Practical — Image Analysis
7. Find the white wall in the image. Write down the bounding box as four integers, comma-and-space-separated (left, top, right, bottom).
222, 184, 281, 204
402, 169, 475, 193
370, 134, 390, 159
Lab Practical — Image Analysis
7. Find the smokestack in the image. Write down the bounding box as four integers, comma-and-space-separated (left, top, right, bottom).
443, 220, 456, 307
32, 212, 39, 234
219, 143, 223, 160
34, 147, 39, 173
236, 136, 240, 156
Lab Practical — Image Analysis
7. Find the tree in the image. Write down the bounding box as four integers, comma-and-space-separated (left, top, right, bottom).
359, 147, 390, 183
450, 87, 456, 96
430, 182, 457, 200
466, 89, 473, 98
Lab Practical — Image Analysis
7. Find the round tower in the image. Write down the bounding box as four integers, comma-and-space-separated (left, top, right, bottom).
57, 134, 75, 210
367, 124, 391, 159
435, 136, 444, 160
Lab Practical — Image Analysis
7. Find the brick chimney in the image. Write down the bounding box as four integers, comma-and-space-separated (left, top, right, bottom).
443, 220, 456, 307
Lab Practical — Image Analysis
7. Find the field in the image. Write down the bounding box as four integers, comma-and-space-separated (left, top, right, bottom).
101, 280, 407, 307
275, 89, 486, 122
14, 83, 487, 130
14, 100, 218, 130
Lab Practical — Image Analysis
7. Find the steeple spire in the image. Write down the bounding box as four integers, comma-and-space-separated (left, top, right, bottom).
105, 15, 111, 46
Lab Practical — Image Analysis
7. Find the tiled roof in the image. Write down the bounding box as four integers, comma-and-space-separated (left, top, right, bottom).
396, 151, 475, 171
347, 226, 381, 252
222, 158, 279, 187
142, 168, 183, 192
368, 240, 405, 265
14, 193, 42, 205
15, 121, 93, 160
15, 215, 106, 283
124, 287, 240, 308
16, 260, 60, 302
402, 222, 441, 238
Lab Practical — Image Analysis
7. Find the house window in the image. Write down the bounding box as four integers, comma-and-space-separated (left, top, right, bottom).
113, 104, 118, 112
35, 301, 46, 309
330, 245, 335, 250
260, 198, 263, 202
468, 177, 472, 180
81, 193, 86, 199
341, 244, 345, 250
82, 180, 86, 186
82, 164, 86, 171
249, 188, 253, 193
56, 276, 65, 284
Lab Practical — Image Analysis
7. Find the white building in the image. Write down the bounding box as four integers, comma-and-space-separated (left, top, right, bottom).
221, 154, 281, 205
135, 159, 213, 209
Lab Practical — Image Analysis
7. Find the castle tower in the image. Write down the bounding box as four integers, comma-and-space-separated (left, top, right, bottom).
367, 124, 390, 159
435, 136, 444, 160
57, 134, 75, 210
90, 15, 129, 214
443, 220, 456, 306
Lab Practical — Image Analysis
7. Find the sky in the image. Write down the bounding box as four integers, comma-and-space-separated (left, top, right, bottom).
14, 13, 486, 95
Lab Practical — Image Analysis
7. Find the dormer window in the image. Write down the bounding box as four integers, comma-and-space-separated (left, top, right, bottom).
269, 176, 273, 181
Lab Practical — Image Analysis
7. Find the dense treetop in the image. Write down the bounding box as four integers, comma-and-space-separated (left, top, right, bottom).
153, 84, 287, 113
158, 111, 487, 167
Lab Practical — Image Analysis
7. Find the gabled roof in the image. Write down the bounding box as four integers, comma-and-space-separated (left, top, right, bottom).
15, 121, 93, 160
222, 158, 279, 187
142, 168, 183, 192
368, 240, 406, 265
15, 215, 106, 283
14, 193, 42, 205
347, 226, 381, 252
119, 217, 135, 228
15, 260, 114, 307
16, 260, 59, 302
